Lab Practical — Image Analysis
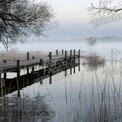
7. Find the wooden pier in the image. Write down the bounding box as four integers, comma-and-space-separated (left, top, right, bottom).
0, 50, 81, 96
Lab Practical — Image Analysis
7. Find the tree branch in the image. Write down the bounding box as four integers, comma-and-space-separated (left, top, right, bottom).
91, 3, 122, 13
0, 0, 54, 49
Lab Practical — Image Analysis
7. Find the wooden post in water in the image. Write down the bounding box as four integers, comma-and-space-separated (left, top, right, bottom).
65, 50, 67, 59
40, 59, 43, 70
78, 49, 81, 71
78, 50, 80, 64
3, 60, 7, 80
65, 50, 67, 77
27, 52, 29, 60
73, 49, 76, 74
49, 52, 52, 60
70, 50, 72, 75
17, 60, 20, 80
0, 73, 5, 97
49, 52, 52, 84
32, 67, 34, 72
40, 59, 43, 66
27, 52, 29, 74
17, 60, 20, 97
0, 73, 3, 97
73, 49, 76, 62
62, 49, 64, 55
56, 50, 58, 56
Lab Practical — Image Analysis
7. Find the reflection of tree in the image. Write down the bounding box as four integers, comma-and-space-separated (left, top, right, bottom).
86, 37, 97, 46
0, 94, 54, 122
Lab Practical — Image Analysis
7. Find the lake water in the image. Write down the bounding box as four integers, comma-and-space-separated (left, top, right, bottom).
1, 41, 122, 122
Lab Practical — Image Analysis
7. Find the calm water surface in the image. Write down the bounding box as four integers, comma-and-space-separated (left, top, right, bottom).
2, 41, 122, 122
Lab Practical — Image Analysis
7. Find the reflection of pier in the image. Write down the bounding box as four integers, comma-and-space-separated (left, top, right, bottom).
0, 50, 80, 96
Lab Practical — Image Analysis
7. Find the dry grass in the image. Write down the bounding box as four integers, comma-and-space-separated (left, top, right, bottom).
83, 53, 105, 65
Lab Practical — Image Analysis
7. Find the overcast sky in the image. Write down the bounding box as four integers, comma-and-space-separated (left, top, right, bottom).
36, 0, 122, 42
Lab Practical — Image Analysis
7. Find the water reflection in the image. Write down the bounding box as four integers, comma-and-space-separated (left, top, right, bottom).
1, 41, 122, 121
1, 60, 122, 122
82, 62, 105, 71
0, 94, 54, 122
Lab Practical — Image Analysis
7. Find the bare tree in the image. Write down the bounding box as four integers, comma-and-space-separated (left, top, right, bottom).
0, 0, 53, 49
86, 37, 97, 46
89, 0, 122, 16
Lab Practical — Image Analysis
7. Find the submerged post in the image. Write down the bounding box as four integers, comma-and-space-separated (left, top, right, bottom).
17, 60, 20, 97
